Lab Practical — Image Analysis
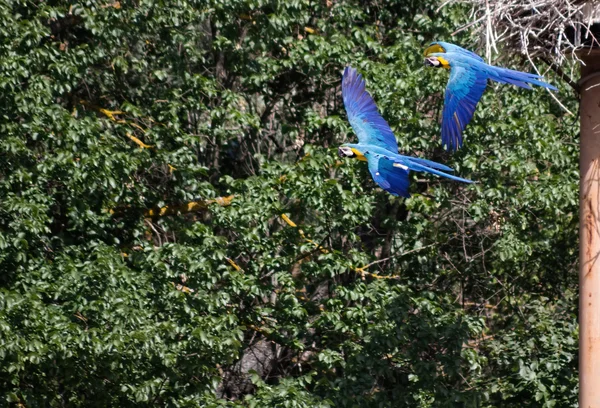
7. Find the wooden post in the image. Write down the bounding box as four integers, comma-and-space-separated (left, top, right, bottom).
580, 49, 600, 408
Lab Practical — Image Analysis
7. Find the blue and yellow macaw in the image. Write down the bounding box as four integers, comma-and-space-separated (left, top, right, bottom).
424, 41, 558, 151
339, 66, 472, 197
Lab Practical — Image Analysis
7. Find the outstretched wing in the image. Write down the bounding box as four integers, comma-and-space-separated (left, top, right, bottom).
441, 65, 488, 151
366, 154, 410, 197
342, 67, 398, 151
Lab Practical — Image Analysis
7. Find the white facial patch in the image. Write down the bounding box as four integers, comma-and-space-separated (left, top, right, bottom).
338, 147, 354, 157
425, 57, 440, 67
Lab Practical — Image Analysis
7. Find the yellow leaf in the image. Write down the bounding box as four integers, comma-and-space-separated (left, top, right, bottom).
213, 195, 234, 206
226, 258, 242, 271
281, 214, 297, 227
126, 133, 153, 149
99, 108, 123, 121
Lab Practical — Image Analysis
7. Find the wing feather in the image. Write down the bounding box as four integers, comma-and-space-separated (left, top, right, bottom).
367, 154, 410, 197
441, 65, 488, 151
342, 67, 398, 151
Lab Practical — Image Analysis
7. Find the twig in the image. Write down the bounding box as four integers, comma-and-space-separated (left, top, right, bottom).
540, 56, 580, 92
355, 243, 437, 271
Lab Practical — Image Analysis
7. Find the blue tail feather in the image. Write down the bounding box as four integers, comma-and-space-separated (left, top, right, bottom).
490, 66, 558, 91
406, 157, 454, 172
405, 161, 473, 184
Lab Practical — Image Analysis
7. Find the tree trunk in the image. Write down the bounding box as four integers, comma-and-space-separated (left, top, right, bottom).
579, 49, 600, 408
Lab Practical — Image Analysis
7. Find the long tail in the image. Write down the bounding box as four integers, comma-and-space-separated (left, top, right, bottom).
404, 159, 474, 184
489, 66, 558, 91
407, 157, 454, 172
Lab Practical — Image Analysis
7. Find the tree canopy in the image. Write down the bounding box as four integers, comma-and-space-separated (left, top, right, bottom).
0, 0, 578, 407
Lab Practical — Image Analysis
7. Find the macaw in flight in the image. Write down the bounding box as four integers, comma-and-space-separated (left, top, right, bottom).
338, 66, 472, 197
424, 41, 558, 151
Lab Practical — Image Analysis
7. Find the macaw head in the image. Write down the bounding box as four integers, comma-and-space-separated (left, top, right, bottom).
424, 41, 482, 67
424, 42, 453, 69
338, 144, 367, 161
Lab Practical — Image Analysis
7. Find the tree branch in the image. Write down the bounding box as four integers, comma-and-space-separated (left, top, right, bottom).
144, 196, 235, 218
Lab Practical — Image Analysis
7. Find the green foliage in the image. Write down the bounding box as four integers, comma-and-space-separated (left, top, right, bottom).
0, 0, 578, 406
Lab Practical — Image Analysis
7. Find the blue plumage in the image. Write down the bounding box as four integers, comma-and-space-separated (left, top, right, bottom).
367, 156, 410, 197
424, 41, 558, 151
427, 41, 484, 62
342, 67, 398, 152
340, 66, 472, 197
405, 156, 454, 172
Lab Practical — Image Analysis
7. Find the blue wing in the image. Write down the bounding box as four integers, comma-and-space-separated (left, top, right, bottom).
342, 67, 398, 151
366, 154, 410, 197
441, 65, 488, 151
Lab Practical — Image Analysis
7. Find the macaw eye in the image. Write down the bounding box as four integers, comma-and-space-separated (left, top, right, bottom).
424, 57, 441, 67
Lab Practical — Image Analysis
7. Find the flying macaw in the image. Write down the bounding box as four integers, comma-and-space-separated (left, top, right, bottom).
424, 41, 558, 151
339, 66, 472, 197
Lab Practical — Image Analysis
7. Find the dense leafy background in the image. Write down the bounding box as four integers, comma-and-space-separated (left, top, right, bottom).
0, 0, 578, 406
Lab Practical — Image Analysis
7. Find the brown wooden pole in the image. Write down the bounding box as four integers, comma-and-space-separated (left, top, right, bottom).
580, 49, 600, 408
